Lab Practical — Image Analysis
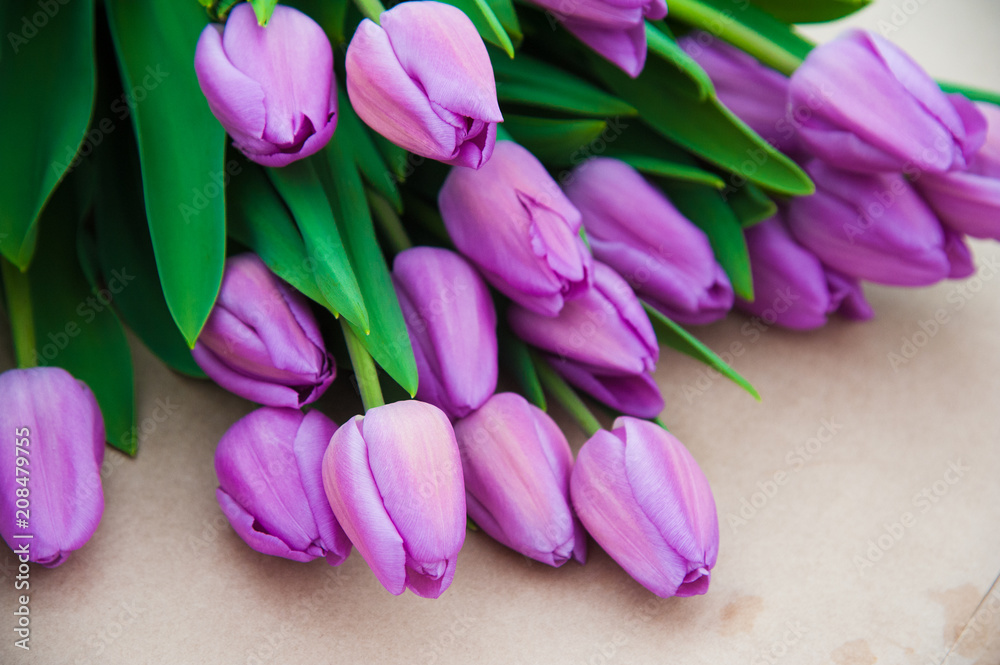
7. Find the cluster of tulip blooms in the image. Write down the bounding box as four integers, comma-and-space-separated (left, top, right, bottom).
3, 0, 999, 602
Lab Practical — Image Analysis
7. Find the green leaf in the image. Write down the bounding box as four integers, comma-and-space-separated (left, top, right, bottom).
266, 160, 369, 330
250, 0, 279, 24
440, 0, 515, 58
616, 154, 726, 189
106, 0, 227, 347
499, 329, 545, 410
0, 0, 95, 269
749, 0, 872, 23
645, 22, 714, 101
658, 180, 754, 301
644, 303, 759, 401
592, 53, 813, 197
314, 138, 419, 396
227, 159, 331, 308
490, 48, 637, 117
502, 116, 608, 166
939, 81, 1000, 108
27, 178, 138, 454
484, 0, 521, 44
337, 95, 403, 212
667, 0, 814, 75
727, 182, 777, 228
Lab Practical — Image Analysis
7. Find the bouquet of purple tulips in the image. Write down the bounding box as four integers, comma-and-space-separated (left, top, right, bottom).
2, 0, 999, 601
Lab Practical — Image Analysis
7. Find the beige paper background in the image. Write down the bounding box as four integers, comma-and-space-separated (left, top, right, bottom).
3, 1, 1000, 663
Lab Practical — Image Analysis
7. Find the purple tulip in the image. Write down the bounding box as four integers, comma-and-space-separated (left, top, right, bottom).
215, 407, 351, 564
737, 215, 874, 330
786, 160, 974, 286
392, 247, 498, 420
565, 158, 734, 325
570, 417, 718, 598
508, 261, 664, 418
0, 367, 104, 567
678, 33, 799, 155
919, 101, 1000, 241
532, 0, 667, 77
195, 3, 337, 167
322, 401, 466, 598
788, 30, 986, 174
454, 393, 586, 566
346, 1, 503, 169
192, 253, 335, 408
440, 140, 592, 316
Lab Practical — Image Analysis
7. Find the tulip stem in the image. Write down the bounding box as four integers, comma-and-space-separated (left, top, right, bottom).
1, 257, 36, 369
531, 352, 602, 437
341, 318, 385, 411
352, 0, 386, 23
664, 0, 808, 76
367, 190, 413, 254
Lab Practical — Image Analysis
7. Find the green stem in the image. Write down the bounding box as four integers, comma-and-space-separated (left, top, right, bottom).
1, 258, 36, 369
531, 351, 602, 437
341, 318, 385, 411
366, 190, 413, 254
666, 0, 805, 76
352, 0, 386, 23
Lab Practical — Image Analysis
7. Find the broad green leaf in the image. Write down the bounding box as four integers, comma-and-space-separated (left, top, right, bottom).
287, 0, 351, 42
440, 0, 515, 57
266, 160, 369, 330
644, 303, 760, 401
658, 180, 754, 301
484, 0, 521, 44
667, 0, 814, 75
749, 0, 872, 23
0, 0, 95, 269
337, 94, 403, 212
227, 159, 331, 308
502, 116, 608, 166
727, 182, 777, 228
939, 81, 1000, 108
314, 140, 419, 395
499, 329, 545, 410
592, 54, 813, 197
27, 178, 137, 453
645, 22, 713, 101
250, 0, 279, 24
490, 48, 637, 117
373, 133, 411, 182
106, 0, 227, 347
617, 155, 726, 189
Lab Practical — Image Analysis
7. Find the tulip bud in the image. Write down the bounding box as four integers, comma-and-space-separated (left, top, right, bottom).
215, 407, 351, 564
454, 393, 586, 566
440, 140, 592, 316
346, 1, 503, 169
737, 215, 874, 330
322, 401, 466, 598
678, 33, 799, 155
788, 30, 986, 174
195, 3, 337, 167
192, 253, 336, 408
786, 160, 973, 286
919, 101, 1000, 241
508, 261, 664, 418
1, 367, 105, 567
565, 158, 734, 325
571, 418, 718, 598
529, 0, 667, 77
392, 247, 498, 420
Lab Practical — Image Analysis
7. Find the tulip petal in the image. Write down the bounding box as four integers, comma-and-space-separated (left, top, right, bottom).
571, 429, 687, 597
552, 360, 664, 418
294, 410, 351, 565
562, 20, 647, 79
216, 489, 315, 562
323, 416, 407, 594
